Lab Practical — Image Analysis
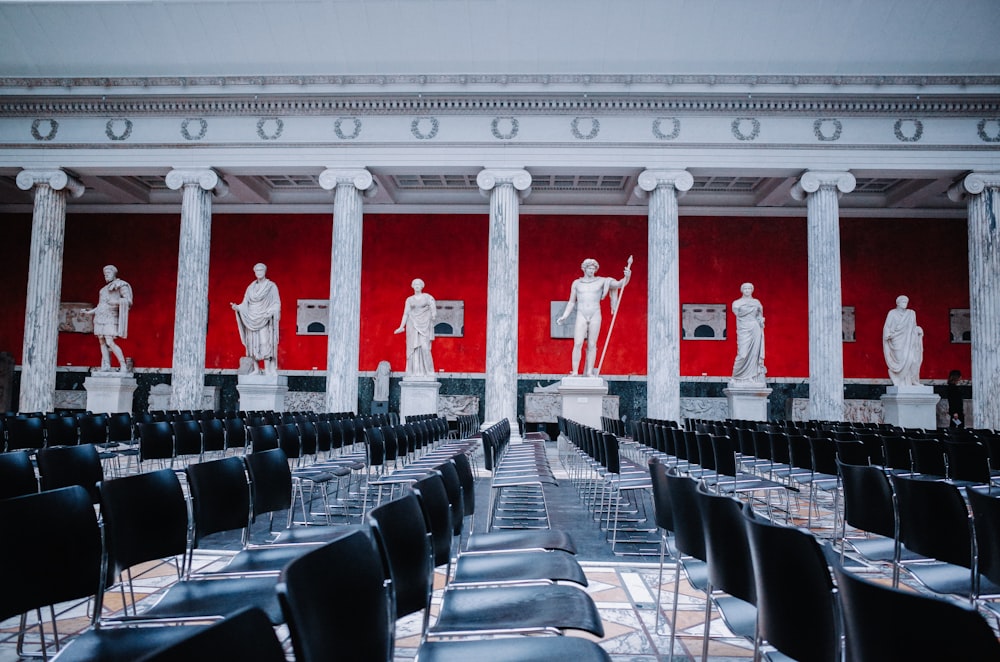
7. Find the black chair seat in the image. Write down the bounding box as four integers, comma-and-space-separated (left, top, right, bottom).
417, 636, 612, 662
431, 584, 604, 637
466, 529, 577, 554
452, 550, 586, 586
119, 576, 284, 624
134, 606, 287, 662
52, 625, 209, 662
713, 594, 757, 641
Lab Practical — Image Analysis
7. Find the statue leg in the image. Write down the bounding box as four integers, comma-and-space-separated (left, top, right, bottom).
584, 317, 601, 376
108, 338, 126, 371
98, 338, 111, 371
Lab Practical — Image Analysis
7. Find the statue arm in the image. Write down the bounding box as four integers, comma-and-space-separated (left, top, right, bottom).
556, 282, 577, 323
394, 297, 410, 334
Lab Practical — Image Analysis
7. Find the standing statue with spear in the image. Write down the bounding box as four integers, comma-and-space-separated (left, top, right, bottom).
556, 255, 633, 377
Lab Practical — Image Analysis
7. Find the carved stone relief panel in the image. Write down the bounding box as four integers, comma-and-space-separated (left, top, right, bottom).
682, 303, 726, 340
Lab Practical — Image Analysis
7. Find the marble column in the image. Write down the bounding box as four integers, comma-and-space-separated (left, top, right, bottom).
15, 169, 84, 413
319, 168, 375, 415
949, 172, 1000, 430
165, 168, 227, 411
635, 169, 692, 424
477, 168, 531, 427
791, 170, 856, 422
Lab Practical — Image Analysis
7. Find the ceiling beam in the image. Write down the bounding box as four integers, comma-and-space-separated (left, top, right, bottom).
222, 175, 270, 204
78, 175, 150, 204
885, 176, 955, 209
753, 176, 798, 207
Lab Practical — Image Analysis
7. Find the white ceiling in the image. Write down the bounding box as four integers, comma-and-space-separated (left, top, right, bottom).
1, 0, 998, 80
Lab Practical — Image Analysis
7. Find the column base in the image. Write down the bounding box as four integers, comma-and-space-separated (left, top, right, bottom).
237, 374, 289, 412
84, 372, 138, 414
881, 385, 940, 430
559, 376, 609, 429
400, 379, 441, 420
724, 384, 772, 422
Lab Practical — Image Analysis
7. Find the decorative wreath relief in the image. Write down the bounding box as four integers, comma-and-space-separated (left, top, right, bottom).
813, 118, 843, 142
893, 118, 923, 143
410, 117, 439, 140
105, 119, 133, 141
731, 117, 760, 141
256, 117, 284, 140
334, 117, 362, 140
571, 117, 600, 140
977, 119, 1000, 143
30, 118, 58, 141
491, 116, 519, 140
652, 117, 681, 141
180, 118, 208, 141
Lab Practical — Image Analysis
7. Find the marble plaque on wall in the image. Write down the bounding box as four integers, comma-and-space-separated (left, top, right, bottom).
680, 397, 729, 421
59, 302, 95, 333
438, 394, 478, 419
284, 391, 327, 412
296, 299, 329, 335
54, 390, 88, 410
788, 398, 883, 424
434, 301, 464, 338
551, 301, 575, 338
950, 308, 971, 343
842, 306, 856, 342
682, 304, 726, 340
524, 392, 619, 423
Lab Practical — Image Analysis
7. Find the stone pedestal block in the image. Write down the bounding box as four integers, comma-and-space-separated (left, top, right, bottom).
400, 379, 441, 420
237, 374, 288, 412
724, 385, 772, 422
85, 372, 138, 414
881, 385, 940, 430
559, 376, 608, 429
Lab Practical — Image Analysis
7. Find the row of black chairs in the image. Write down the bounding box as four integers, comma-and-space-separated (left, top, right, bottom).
647, 457, 1000, 661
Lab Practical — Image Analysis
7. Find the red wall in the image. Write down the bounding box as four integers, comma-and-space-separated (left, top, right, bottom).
0, 212, 970, 380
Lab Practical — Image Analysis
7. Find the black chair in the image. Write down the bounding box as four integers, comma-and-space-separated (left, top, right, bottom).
0, 449, 38, 499
6, 415, 45, 454
944, 440, 994, 487
44, 414, 79, 446
662, 467, 710, 655
138, 420, 175, 470
908, 436, 947, 478
36, 443, 104, 503
171, 419, 204, 466
742, 504, 841, 662
891, 473, 1000, 602
134, 605, 287, 662
367, 493, 604, 641
412, 471, 586, 587
833, 561, 1000, 660
97, 468, 285, 625
249, 423, 279, 452
965, 487, 1000, 619
200, 417, 227, 458
647, 457, 678, 637
277, 529, 612, 662
223, 416, 248, 454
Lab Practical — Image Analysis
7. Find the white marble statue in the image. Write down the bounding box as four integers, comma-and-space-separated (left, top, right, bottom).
373, 360, 391, 401
230, 262, 281, 375
730, 282, 766, 385
83, 264, 133, 372
556, 258, 631, 376
883, 294, 924, 386
394, 278, 436, 378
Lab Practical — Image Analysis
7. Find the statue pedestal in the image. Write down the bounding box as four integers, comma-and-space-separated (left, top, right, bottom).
559, 376, 608, 429
724, 384, 772, 422
237, 374, 288, 412
84, 372, 138, 414
400, 378, 441, 420
881, 385, 940, 430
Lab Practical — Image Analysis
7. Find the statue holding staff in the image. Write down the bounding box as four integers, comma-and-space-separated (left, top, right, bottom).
556, 257, 632, 377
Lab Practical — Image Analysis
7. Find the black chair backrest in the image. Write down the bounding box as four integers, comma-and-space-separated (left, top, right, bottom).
172, 419, 204, 458
186, 456, 252, 547
837, 460, 896, 538
742, 505, 840, 662
78, 412, 109, 445
367, 493, 433, 620
6, 415, 45, 451
277, 530, 393, 662
36, 443, 104, 502
0, 486, 102, 622
696, 484, 755, 606
45, 415, 79, 446
451, 452, 477, 518
244, 448, 293, 519
908, 437, 946, 477
833, 562, 1000, 660
137, 605, 287, 662
224, 417, 248, 451
413, 472, 455, 568
249, 424, 279, 453
0, 449, 39, 499
107, 411, 135, 443
647, 457, 674, 533
100, 469, 189, 576
139, 420, 175, 462
201, 418, 226, 453
966, 488, 1000, 588
891, 473, 973, 569
435, 459, 465, 536
664, 469, 705, 561
944, 441, 991, 484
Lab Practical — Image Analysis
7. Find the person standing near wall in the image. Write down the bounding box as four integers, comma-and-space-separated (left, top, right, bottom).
947, 369, 964, 426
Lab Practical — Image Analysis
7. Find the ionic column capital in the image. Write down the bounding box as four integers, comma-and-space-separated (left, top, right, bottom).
948, 172, 1000, 202
790, 170, 856, 201
477, 168, 532, 200
318, 168, 375, 194
635, 169, 694, 197
165, 168, 228, 197
16, 169, 84, 198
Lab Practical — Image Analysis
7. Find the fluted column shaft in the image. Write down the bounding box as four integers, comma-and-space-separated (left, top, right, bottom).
16, 169, 83, 413
165, 168, 226, 410
319, 169, 375, 414
637, 169, 692, 424
477, 169, 531, 426
792, 171, 856, 422
951, 173, 1000, 429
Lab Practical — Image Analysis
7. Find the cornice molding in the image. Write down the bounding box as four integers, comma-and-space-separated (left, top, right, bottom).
2, 92, 1000, 118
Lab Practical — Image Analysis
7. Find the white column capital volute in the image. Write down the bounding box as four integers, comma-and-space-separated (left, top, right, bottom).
635, 169, 694, 199
790, 170, 857, 201
16, 168, 84, 198
318, 168, 375, 194
948, 172, 1000, 202
165, 168, 228, 197
477, 168, 532, 200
